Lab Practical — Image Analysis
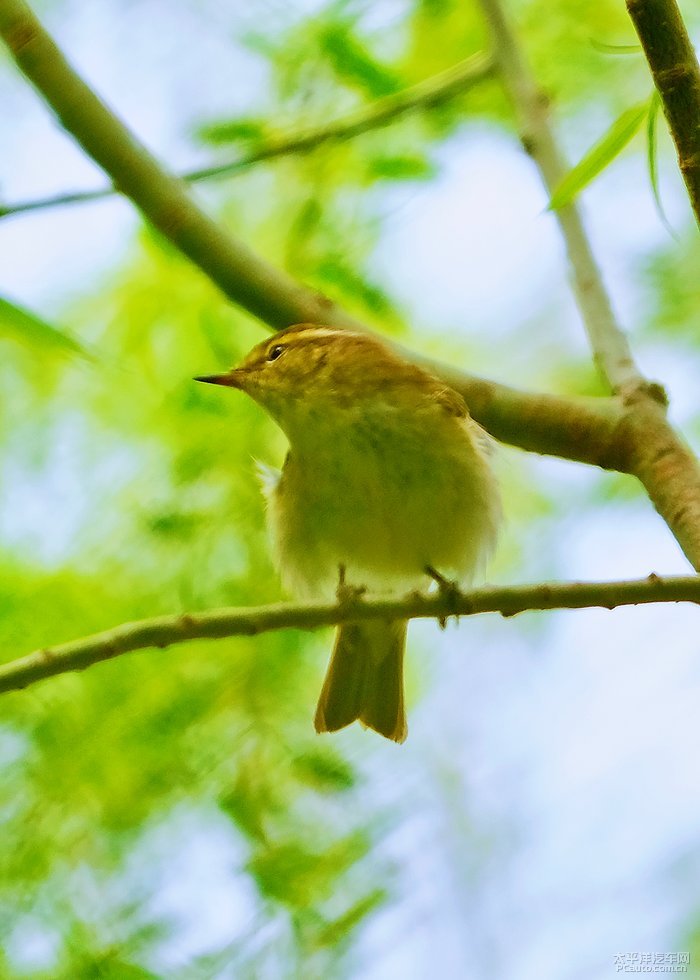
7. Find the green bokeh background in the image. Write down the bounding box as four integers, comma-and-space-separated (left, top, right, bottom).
2, 1, 700, 977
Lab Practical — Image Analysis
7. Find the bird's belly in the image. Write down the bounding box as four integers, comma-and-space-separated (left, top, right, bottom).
269, 433, 498, 598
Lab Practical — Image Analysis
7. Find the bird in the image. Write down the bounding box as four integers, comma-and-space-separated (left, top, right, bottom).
196, 323, 500, 743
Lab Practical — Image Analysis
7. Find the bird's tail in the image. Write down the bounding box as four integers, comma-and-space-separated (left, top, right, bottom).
314, 619, 407, 743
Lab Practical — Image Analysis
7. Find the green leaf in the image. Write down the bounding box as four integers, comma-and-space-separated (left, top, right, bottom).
589, 39, 641, 55
319, 23, 400, 97
0, 295, 90, 358
314, 257, 394, 316
146, 510, 204, 539
548, 100, 651, 211
292, 748, 356, 792
197, 117, 268, 146
365, 153, 435, 181
313, 888, 388, 949
248, 834, 368, 907
646, 91, 676, 237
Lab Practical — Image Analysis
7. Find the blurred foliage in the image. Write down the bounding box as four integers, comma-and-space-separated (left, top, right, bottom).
643, 229, 700, 341
0, 296, 90, 360
2, 0, 700, 977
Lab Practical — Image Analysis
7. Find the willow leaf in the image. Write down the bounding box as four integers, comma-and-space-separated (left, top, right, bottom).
549, 100, 650, 211
0, 295, 89, 358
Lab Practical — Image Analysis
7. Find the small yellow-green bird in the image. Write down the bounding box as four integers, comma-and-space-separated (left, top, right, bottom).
196, 324, 500, 743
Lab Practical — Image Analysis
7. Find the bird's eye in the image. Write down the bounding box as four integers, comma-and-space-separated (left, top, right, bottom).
267, 345, 285, 362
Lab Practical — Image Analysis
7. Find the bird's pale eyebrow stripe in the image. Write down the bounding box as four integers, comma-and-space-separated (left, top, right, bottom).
281, 327, 359, 344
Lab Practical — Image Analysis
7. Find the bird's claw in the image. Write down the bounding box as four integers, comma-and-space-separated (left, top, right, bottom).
425, 564, 461, 629
336, 564, 366, 605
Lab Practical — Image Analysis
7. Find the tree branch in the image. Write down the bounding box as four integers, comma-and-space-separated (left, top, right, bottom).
616, 398, 700, 566
475, 0, 700, 572
0, 0, 366, 332
0, 0, 629, 467
0, 53, 494, 220
1, 574, 699, 695
4, 0, 700, 569
475, 0, 647, 397
418, 368, 625, 469
627, 0, 700, 230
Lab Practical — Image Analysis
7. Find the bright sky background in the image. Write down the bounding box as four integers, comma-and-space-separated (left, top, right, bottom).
2, 4, 699, 979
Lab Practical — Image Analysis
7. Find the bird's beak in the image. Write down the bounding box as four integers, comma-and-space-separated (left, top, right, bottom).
194, 369, 245, 389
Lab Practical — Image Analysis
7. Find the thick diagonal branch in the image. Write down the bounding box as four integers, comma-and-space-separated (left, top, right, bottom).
0, 0, 366, 332
0, 0, 625, 467
1, 574, 699, 695
627, 0, 700, 230
475, 0, 700, 571
617, 400, 700, 566
4, 0, 700, 569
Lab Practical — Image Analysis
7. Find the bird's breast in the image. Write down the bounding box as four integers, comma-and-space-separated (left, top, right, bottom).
267, 410, 500, 598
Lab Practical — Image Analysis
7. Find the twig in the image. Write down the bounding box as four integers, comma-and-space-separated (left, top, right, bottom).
4, 1, 700, 569
627, 0, 700, 230
0, 0, 365, 332
0, 53, 494, 219
476, 0, 700, 573
0, 0, 628, 467
476, 0, 646, 397
1, 574, 699, 695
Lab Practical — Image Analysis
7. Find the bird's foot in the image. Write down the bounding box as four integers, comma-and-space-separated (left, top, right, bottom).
336, 564, 366, 606
425, 564, 461, 628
